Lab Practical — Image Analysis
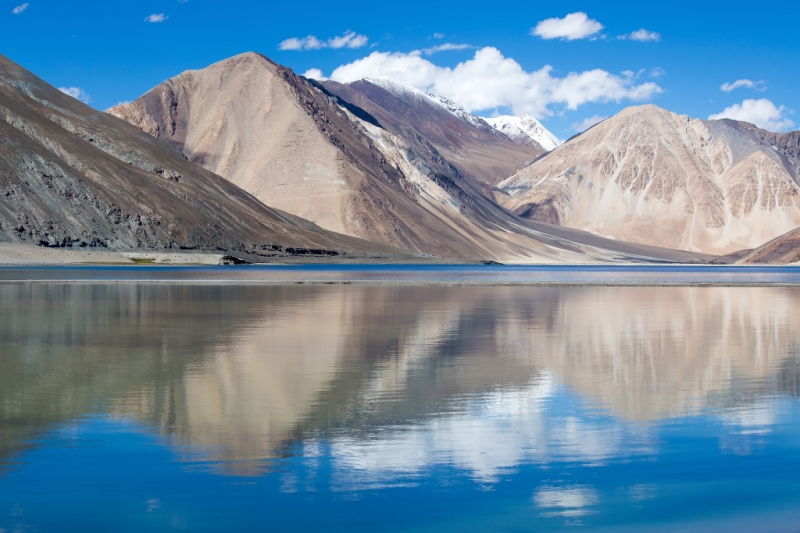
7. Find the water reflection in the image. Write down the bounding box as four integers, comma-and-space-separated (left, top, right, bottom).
1, 284, 799, 484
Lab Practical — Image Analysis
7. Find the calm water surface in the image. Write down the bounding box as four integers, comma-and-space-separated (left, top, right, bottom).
1, 267, 800, 531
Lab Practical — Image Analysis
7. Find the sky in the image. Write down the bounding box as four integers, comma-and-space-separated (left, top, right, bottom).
3, 0, 799, 138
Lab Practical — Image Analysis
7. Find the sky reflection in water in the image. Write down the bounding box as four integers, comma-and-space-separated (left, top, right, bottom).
1, 277, 800, 531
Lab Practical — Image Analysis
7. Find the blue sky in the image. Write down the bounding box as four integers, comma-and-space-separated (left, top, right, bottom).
3, 0, 799, 137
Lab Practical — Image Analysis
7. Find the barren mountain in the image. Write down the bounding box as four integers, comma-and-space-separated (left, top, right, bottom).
498, 105, 800, 255
738, 227, 800, 264
320, 78, 544, 189
110, 53, 709, 263
0, 54, 401, 259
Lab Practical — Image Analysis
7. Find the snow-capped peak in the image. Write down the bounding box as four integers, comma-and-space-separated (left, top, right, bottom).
486, 115, 561, 152
363, 77, 430, 101
425, 94, 492, 130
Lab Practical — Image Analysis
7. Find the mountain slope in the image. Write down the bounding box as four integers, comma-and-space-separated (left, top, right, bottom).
109, 52, 714, 263
738, 227, 800, 264
486, 115, 560, 152
498, 105, 800, 255
319, 78, 543, 190
0, 54, 402, 259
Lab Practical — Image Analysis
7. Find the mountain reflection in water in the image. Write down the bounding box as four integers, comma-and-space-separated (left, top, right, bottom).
1, 283, 800, 530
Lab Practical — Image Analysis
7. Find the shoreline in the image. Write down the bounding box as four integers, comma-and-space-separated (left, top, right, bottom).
1, 243, 798, 269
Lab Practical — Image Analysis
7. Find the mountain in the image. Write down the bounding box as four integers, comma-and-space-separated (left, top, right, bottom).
486, 115, 561, 152
110, 53, 710, 263
318, 78, 543, 190
739, 227, 800, 264
0, 54, 402, 260
498, 105, 800, 255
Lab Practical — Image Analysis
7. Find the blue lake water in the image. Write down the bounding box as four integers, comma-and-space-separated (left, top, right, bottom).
1, 266, 800, 531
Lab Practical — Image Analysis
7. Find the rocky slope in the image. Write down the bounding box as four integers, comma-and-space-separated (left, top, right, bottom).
486, 114, 561, 152
110, 53, 709, 263
738, 227, 800, 264
320, 78, 543, 190
498, 105, 800, 255
0, 54, 408, 260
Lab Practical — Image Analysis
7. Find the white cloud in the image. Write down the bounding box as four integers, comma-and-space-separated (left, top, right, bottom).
571, 114, 607, 132
58, 86, 91, 104
720, 79, 766, 92
280, 36, 323, 51
432, 32, 445, 39
303, 68, 326, 80
279, 31, 368, 51
328, 31, 368, 49
144, 13, 167, 23
619, 29, 661, 42
531, 12, 603, 41
11, 2, 28, 14
709, 98, 794, 131
418, 43, 472, 56
326, 47, 661, 118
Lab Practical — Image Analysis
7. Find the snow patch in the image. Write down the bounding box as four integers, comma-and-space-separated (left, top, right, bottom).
487, 115, 561, 151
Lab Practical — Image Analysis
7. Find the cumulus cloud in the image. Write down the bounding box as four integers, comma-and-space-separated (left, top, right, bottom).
326, 47, 661, 118
720, 79, 766, 92
303, 68, 326, 80
11, 2, 28, 14
279, 31, 368, 51
619, 29, 661, 42
58, 86, 91, 104
571, 114, 607, 132
144, 13, 167, 23
531, 12, 603, 41
709, 98, 793, 131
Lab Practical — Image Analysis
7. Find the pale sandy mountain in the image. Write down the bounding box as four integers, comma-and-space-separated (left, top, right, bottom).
498, 105, 800, 255
320, 78, 544, 190
0, 54, 402, 260
109, 53, 712, 263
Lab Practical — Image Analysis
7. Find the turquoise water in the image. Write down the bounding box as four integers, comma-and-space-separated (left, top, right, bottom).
1, 267, 800, 531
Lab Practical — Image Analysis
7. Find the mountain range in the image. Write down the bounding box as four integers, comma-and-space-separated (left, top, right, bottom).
2, 51, 799, 263
0, 54, 404, 261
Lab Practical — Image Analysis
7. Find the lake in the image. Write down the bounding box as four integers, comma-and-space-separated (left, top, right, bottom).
1, 266, 800, 531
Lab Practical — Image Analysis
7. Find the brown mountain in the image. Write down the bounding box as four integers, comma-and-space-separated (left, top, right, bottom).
738, 227, 800, 264
0, 54, 402, 260
498, 105, 800, 255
